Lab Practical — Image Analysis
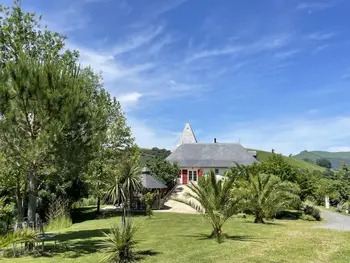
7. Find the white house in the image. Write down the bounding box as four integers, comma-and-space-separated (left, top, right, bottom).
166, 122, 257, 185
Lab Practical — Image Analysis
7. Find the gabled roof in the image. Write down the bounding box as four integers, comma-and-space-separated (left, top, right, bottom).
166, 143, 258, 167
176, 122, 197, 149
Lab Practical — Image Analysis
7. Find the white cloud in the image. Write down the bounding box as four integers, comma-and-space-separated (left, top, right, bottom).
186, 34, 293, 63
112, 26, 163, 55
297, 2, 334, 12
127, 118, 180, 149
328, 146, 350, 152
116, 92, 143, 110
214, 116, 350, 155
275, 49, 300, 59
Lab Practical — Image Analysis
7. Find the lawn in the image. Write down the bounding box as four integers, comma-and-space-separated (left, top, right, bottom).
3, 212, 350, 263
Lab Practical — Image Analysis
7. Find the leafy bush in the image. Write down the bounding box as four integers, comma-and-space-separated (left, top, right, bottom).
100, 221, 138, 263
140, 192, 155, 218
303, 205, 321, 221
300, 214, 316, 221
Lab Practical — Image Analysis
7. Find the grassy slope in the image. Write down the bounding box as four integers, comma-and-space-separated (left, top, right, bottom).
251, 149, 325, 171
294, 151, 350, 169
6, 212, 350, 263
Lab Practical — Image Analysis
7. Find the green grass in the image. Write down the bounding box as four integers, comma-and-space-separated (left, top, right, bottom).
3, 212, 350, 263
45, 215, 73, 232
251, 149, 325, 171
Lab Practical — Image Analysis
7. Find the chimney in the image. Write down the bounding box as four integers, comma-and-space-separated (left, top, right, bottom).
214, 138, 217, 143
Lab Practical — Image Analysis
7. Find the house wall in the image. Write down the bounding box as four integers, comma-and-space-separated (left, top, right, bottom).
177, 167, 231, 184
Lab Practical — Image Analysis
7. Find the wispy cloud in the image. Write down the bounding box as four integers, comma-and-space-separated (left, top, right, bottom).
116, 92, 143, 111
275, 49, 300, 59
312, 44, 329, 54
296, 1, 334, 12
307, 32, 336, 41
186, 33, 293, 63
112, 26, 163, 55
341, 67, 350, 80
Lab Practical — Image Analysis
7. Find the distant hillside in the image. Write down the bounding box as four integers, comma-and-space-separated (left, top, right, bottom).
140, 148, 171, 166
294, 150, 350, 169
250, 149, 325, 171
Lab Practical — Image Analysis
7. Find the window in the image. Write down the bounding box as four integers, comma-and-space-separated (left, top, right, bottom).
193, 170, 197, 181
189, 170, 193, 181
215, 169, 219, 175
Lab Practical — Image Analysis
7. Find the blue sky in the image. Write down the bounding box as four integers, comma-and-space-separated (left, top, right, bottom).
5, 0, 350, 154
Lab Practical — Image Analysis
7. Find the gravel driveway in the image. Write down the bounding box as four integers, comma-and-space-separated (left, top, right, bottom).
313, 210, 350, 231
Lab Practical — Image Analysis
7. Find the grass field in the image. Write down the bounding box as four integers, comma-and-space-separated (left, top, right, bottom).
252, 149, 325, 172
4, 212, 350, 263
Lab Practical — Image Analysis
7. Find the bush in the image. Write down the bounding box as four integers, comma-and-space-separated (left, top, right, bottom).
45, 198, 72, 231
100, 221, 138, 263
304, 205, 321, 221
0, 228, 38, 249
300, 214, 316, 221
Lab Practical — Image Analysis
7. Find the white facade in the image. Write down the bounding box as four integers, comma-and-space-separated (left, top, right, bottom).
176, 167, 231, 185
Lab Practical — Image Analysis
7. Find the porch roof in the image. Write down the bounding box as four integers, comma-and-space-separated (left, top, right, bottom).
141, 173, 167, 189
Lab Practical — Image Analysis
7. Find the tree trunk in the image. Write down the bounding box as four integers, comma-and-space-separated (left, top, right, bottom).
210, 227, 222, 243
254, 211, 265, 224
27, 167, 37, 223
122, 206, 126, 227
96, 196, 101, 214
15, 176, 24, 222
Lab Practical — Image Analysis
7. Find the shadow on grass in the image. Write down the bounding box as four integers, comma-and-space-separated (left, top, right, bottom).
242, 220, 284, 226
55, 228, 110, 241
135, 249, 161, 261
181, 233, 262, 242
72, 208, 147, 223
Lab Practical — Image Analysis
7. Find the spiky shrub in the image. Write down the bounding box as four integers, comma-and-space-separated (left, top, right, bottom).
0, 228, 38, 249
100, 221, 138, 263
45, 198, 72, 231
236, 165, 301, 224
174, 170, 243, 243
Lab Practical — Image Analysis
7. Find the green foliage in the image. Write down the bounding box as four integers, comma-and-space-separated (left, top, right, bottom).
146, 158, 179, 184
44, 215, 72, 232
316, 158, 332, 169
300, 214, 316, 221
139, 147, 171, 165
235, 165, 300, 223
45, 198, 72, 231
106, 158, 142, 225
303, 158, 314, 164
174, 170, 243, 242
303, 205, 321, 221
0, 228, 38, 249
100, 221, 138, 263
140, 192, 155, 218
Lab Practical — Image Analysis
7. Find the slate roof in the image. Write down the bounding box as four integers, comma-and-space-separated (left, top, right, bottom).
141, 172, 167, 189
166, 143, 258, 167
176, 122, 197, 148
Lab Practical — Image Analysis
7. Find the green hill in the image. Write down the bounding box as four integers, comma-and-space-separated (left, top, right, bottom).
250, 149, 325, 171
294, 150, 350, 169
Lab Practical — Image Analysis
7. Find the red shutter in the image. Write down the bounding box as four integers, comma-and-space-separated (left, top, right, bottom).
182, 169, 188, 184
198, 169, 202, 177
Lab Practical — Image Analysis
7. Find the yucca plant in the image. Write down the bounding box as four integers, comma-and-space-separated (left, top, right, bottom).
174, 170, 243, 242
100, 221, 138, 263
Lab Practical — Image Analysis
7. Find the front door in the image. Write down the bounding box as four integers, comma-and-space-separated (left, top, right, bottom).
182, 169, 188, 184
188, 169, 198, 183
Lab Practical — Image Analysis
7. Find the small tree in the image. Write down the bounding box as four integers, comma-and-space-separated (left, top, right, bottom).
236, 166, 300, 223
140, 192, 155, 218
316, 158, 332, 169
174, 171, 243, 242
146, 158, 179, 184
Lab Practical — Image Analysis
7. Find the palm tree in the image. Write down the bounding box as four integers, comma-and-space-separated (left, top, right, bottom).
237, 167, 300, 223
106, 159, 142, 226
174, 170, 243, 242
